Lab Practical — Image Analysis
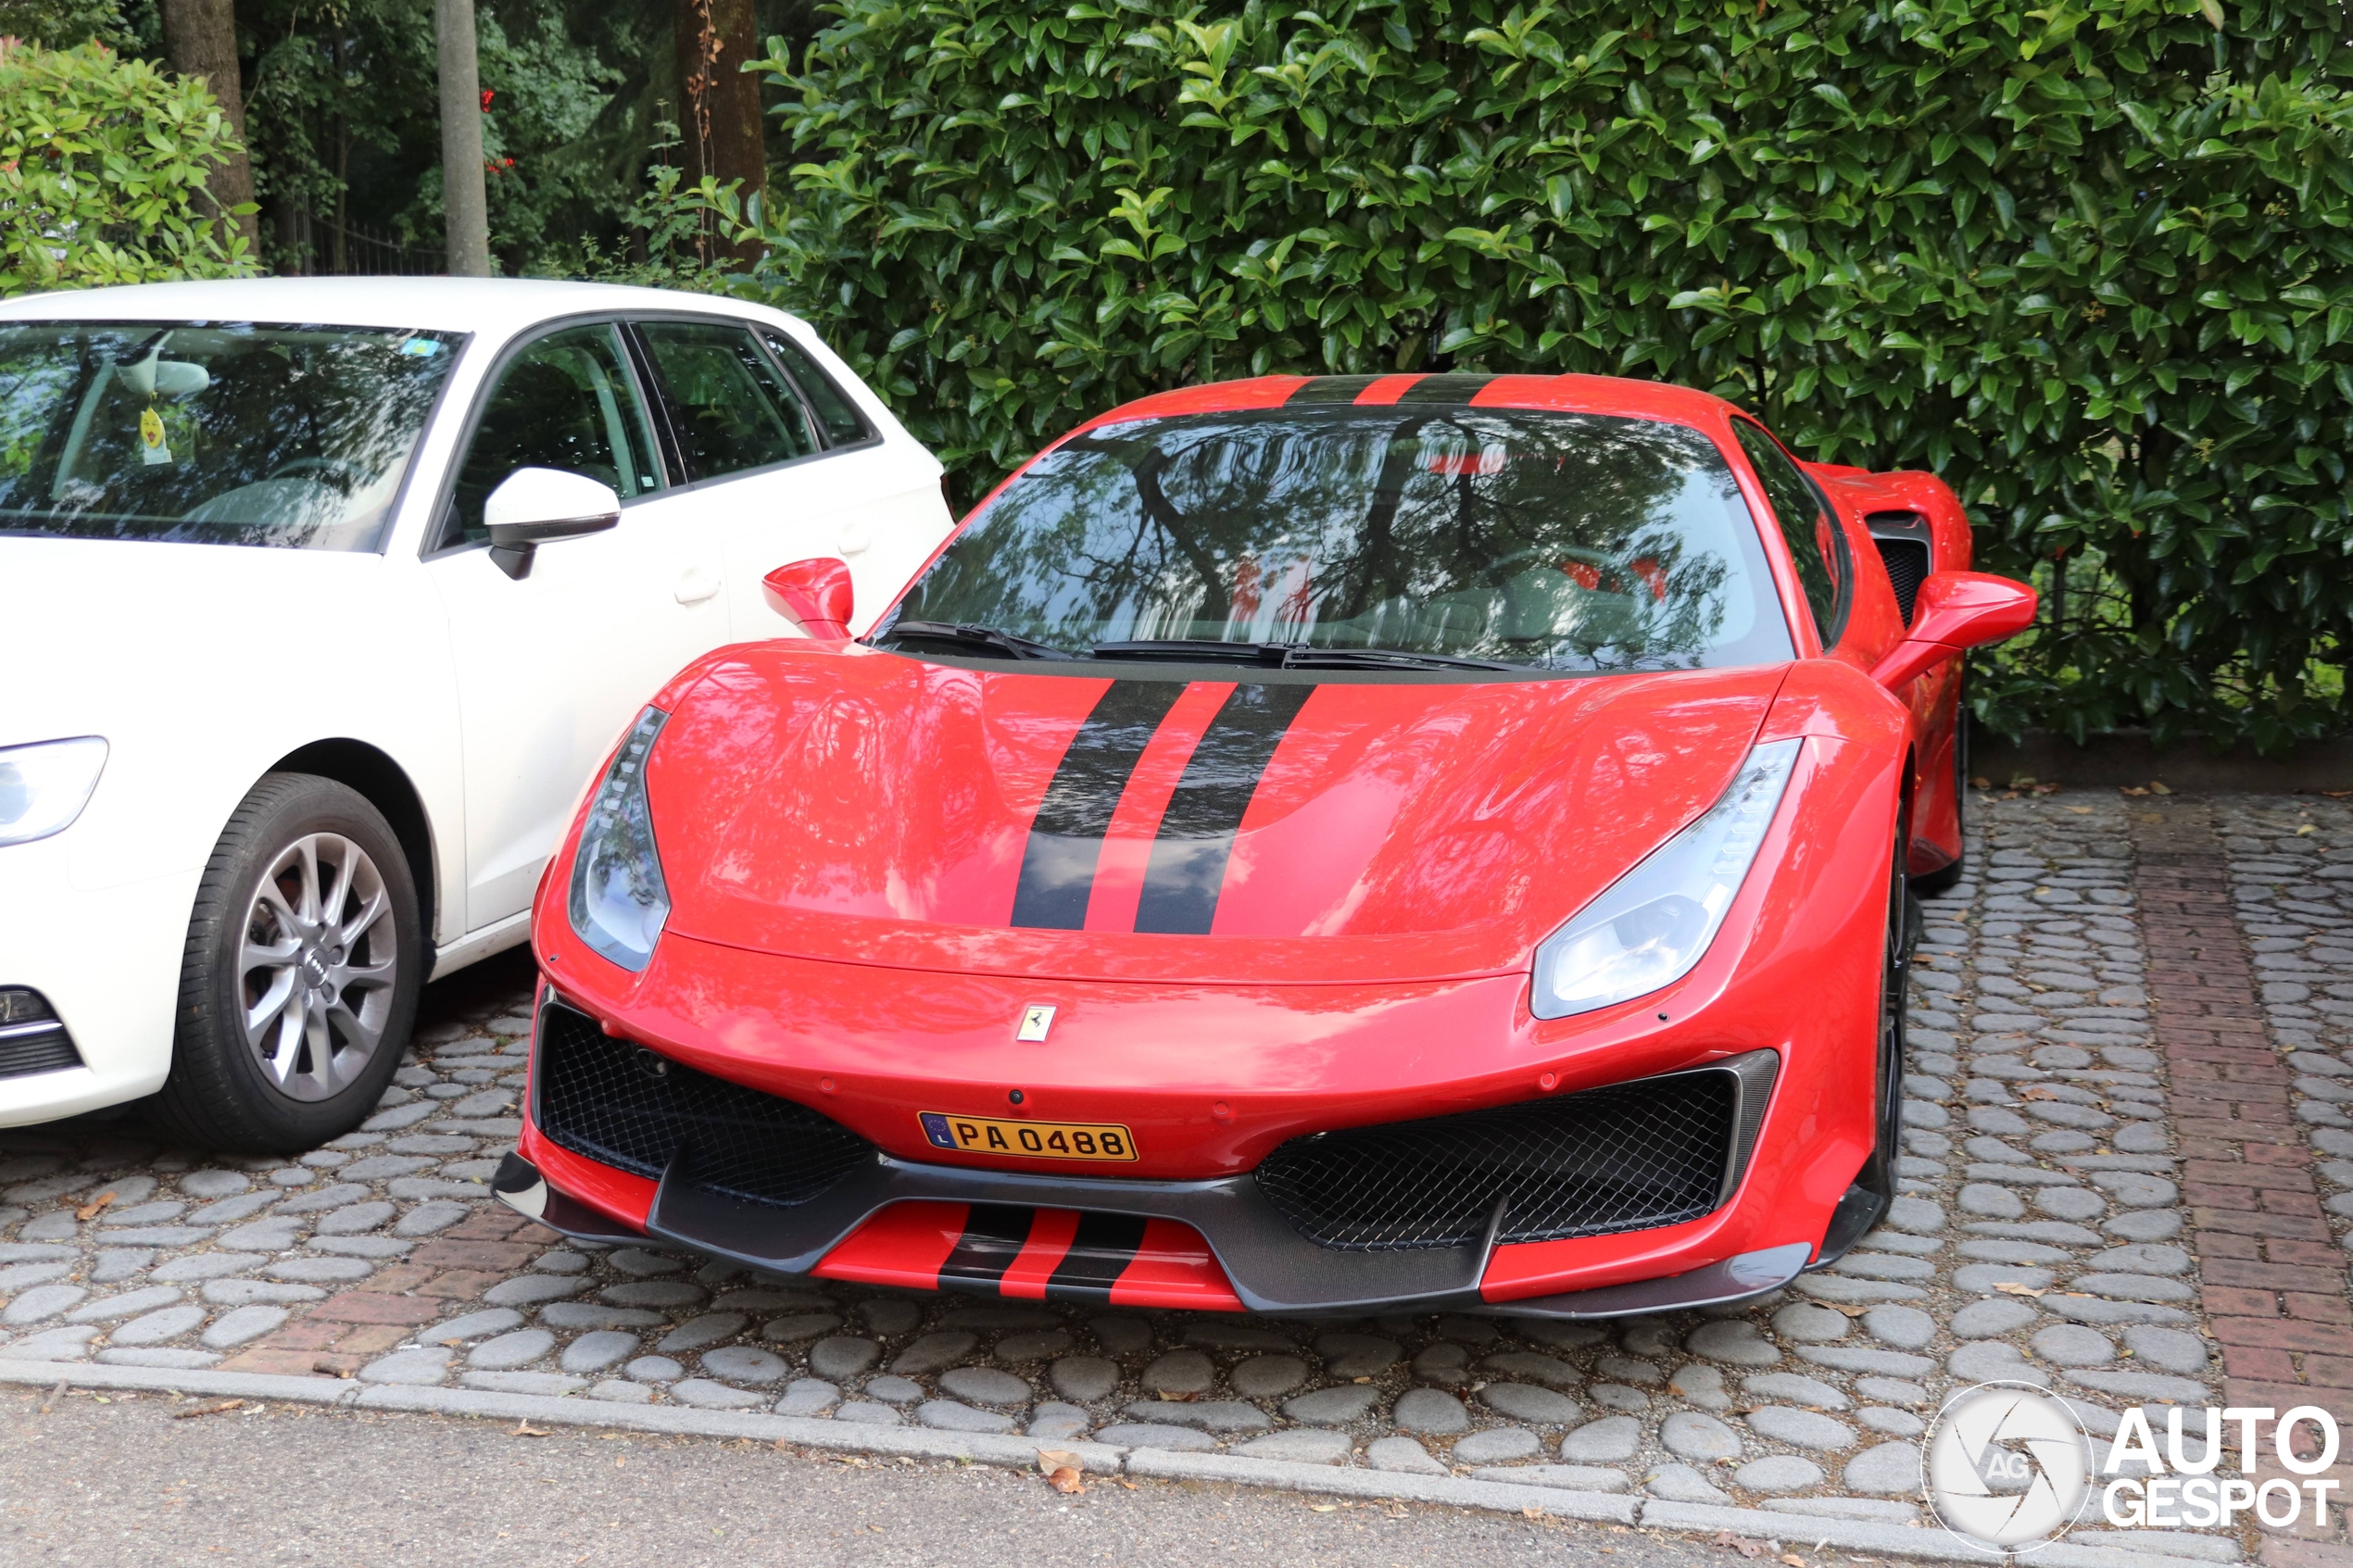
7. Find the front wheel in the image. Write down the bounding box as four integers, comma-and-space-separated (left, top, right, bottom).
152, 774, 421, 1153
1816, 820, 1917, 1264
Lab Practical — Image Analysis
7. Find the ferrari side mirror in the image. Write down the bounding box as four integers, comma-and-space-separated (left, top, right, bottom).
763, 556, 855, 641
1869, 571, 2037, 691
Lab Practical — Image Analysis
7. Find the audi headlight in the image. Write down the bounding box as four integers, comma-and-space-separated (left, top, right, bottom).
567, 708, 671, 972
1531, 737, 1801, 1019
0, 736, 108, 847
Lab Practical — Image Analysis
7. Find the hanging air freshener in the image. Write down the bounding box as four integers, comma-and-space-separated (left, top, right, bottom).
139, 406, 171, 466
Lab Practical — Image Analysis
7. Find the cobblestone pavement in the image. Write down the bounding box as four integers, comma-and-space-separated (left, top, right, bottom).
6, 791, 2352, 1564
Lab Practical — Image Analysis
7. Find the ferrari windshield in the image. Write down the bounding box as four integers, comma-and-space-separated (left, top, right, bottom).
0, 321, 459, 551
882, 406, 1792, 672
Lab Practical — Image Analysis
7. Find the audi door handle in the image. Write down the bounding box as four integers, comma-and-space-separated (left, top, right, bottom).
674, 567, 722, 605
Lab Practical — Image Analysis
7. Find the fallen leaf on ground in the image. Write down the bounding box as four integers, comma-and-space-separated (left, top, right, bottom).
1970, 776, 1992, 789
1309, 1503, 1340, 1512
1523, 1506, 1547, 1520
1116, 1479, 1139, 1490
2120, 786, 2149, 797
170, 1399, 244, 1420
2063, 805, 2092, 814
2018, 1086, 2059, 1101
39, 1380, 67, 1414
2148, 781, 2171, 795
511, 1421, 552, 1437
2030, 781, 2062, 795
2298, 825, 2317, 835
1830, 1303, 1872, 1317
2136, 812, 2164, 823
1715, 1531, 1768, 1558
1038, 1449, 1086, 1493
1994, 1282, 2046, 1298
76, 1190, 116, 1222
1780, 1555, 1808, 1567
2324, 790, 2352, 799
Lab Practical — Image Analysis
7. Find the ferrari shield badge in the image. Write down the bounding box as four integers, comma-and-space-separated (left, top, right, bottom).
1015, 1004, 1055, 1042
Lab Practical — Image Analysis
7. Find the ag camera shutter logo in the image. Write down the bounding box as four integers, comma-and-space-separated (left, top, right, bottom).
1923, 1383, 2092, 1552
1924, 1386, 2347, 1551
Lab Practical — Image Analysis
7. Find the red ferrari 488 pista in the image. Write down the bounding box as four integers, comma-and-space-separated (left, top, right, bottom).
497, 370, 2034, 1319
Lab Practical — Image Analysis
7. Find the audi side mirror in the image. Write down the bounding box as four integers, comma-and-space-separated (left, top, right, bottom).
763, 557, 855, 641
484, 467, 622, 580
1869, 571, 2038, 691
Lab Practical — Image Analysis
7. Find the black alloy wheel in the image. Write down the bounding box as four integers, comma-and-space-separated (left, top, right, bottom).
1813, 813, 1919, 1265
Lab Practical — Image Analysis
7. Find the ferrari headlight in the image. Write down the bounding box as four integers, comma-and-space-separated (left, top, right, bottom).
567, 708, 671, 972
0, 736, 108, 848
1531, 737, 1801, 1019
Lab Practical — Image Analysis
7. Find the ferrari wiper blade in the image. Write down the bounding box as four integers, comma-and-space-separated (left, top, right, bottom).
877, 620, 1072, 660
1090, 639, 1277, 664
1090, 639, 1515, 672
1277, 646, 1517, 672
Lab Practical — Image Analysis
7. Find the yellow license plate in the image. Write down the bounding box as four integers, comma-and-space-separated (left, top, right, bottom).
918, 1112, 1137, 1161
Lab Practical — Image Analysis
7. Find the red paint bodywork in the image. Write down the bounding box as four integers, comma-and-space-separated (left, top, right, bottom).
522, 370, 2027, 1311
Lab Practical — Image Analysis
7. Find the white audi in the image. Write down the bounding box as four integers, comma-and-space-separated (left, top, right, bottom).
0, 277, 953, 1151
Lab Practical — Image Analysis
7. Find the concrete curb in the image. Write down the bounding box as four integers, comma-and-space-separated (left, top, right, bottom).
0, 1361, 2219, 1568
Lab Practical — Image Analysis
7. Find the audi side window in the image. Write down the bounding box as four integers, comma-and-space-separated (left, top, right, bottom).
634, 320, 815, 481
759, 329, 871, 447
1732, 420, 1852, 649
444, 323, 661, 547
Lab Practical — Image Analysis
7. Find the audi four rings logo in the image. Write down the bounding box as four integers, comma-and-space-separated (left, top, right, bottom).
1924, 1385, 2346, 1553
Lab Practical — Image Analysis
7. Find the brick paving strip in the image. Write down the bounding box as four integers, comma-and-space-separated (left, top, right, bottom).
2179, 797, 2353, 1568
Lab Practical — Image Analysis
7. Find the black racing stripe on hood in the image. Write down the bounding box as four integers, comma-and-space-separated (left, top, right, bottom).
937, 1203, 1034, 1289
1011, 681, 1187, 930
1283, 374, 1385, 405
1043, 1211, 1150, 1302
1134, 682, 1315, 935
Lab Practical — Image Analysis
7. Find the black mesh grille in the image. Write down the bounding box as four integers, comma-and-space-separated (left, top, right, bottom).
0, 988, 82, 1081
1253, 1072, 1737, 1250
1874, 535, 1931, 625
533, 997, 874, 1207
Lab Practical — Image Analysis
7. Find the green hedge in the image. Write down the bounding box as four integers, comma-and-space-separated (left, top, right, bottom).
716, 0, 2353, 751
0, 38, 252, 296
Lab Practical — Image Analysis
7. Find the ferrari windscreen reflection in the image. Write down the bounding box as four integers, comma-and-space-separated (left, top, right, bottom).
887, 407, 1793, 671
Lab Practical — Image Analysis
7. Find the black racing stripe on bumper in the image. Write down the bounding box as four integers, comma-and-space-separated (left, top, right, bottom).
1011, 680, 1188, 929
1283, 374, 1385, 405
938, 1203, 1035, 1289
1135, 681, 1315, 935
1043, 1211, 1150, 1303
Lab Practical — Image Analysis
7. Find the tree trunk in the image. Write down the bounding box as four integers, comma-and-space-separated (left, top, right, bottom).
673, 0, 765, 266
434, 0, 491, 277
158, 0, 260, 257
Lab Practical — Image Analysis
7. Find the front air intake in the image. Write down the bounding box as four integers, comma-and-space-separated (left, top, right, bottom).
1252, 1053, 1777, 1252
531, 997, 874, 1208
0, 988, 83, 1080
